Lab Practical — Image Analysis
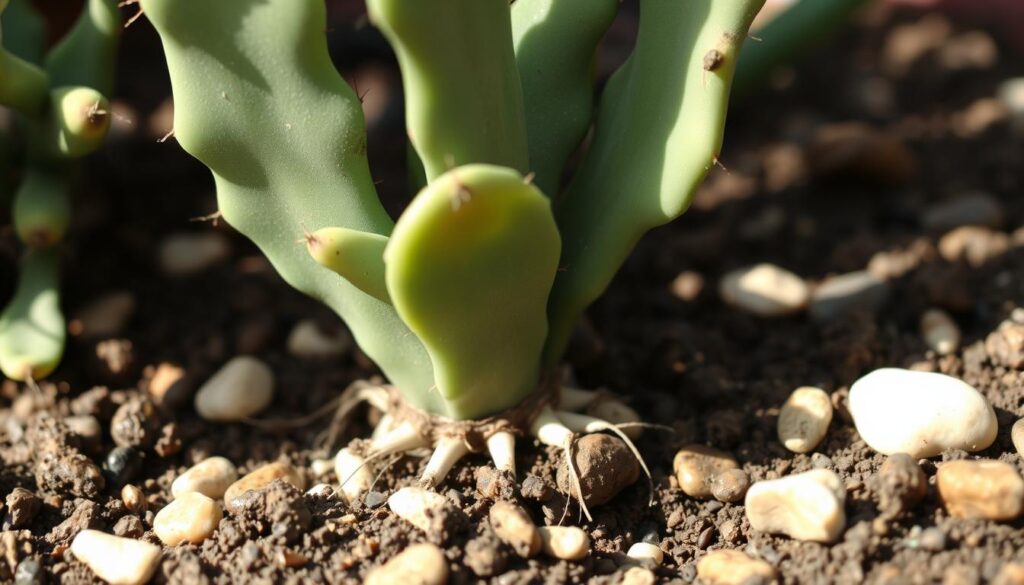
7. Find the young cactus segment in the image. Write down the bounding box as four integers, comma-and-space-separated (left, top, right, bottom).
39, 86, 111, 158
385, 164, 560, 420
1, 0, 45, 66
140, 0, 445, 416
306, 227, 390, 304
367, 0, 529, 181
544, 0, 765, 363
45, 0, 121, 94
0, 249, 65, 381
511, 0, 618, 196
0, 35, 47, 115
12, 166, 70, 248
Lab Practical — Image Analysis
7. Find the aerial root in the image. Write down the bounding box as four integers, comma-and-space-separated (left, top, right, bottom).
531, 405, 593, 523
420, 436, 470, 488
486, 431, 517, 477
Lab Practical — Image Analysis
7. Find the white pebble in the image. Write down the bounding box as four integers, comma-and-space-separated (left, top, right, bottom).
538, 525, 590, 561
172, 456, 238, 500
286, 319, 352, 359
388, 487, 448, 534
153, 492, 222, 546
159, 231, 230, 276
777, 386, 833, 453
365, 543, 448, 585
718, 263, 809, 317
849, 368, 997, 458
309, 458, 333, 478
305, 483, 336, 498
626, 542, 664, 566
70, 530, 161, 585
745, 469, 846, 543
920, 309, 961, 355
334, 448, 373, 504
194, 357, 274, 421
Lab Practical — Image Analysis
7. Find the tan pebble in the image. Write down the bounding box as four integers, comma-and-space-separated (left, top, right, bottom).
286, 319, 351, 359
921, 309, 961, 356
993, 563, 1024, 585
120, 484, 146, 514
938, 226, 1010, 267
671, 271, 705, 303
710, 468, 751, 503
159, 231, 230, 276
147, 362, 189, 408
673, 444, 739, 499
489, 501, 540, 558
538, 525, 589, 561
334, 448, 373, 504
697, 549, 778, 585
172, 456, 238, 500
937, 459, 1024, 521
626, 542, 663, 566
365, 543, 448, 585
1012, 419, 1024, 457
777, 386, 833, 453
309, 458, 333, 478
388, 487, 448, 534
745, 469, 846, 543
194, 356, 274, 421
719, 263, 809, 317
73, 291, 136, 338
64, 415, 102, 443
153, 492, 222, 546
621, 566, 657, 585
224, 462, 304, 514
70, 529, 161, 585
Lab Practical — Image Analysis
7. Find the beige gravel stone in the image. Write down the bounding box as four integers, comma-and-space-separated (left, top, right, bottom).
719, 263, 809, 317
538, 525, 589, 561
365, 543, 448, 585
194, 356, 274, 421
937, 459, 1024, 521
172, 456, 238, 499
224, 462, 304, 514
286, 319, 351, 359
626, 542, 664, 566
154, 492, 222, 545
388, 487, 449, 534
777, 386, 833, 453
921, 308, 961, 356
489, 501, 540, 558
673, 444, 739, 499
745, 469, 846, 543
1013, 419, 1024, 457
70, 530, 161, 585
621, 567, 657, 585
697, 549, 778, 585
159, 231, 230, 276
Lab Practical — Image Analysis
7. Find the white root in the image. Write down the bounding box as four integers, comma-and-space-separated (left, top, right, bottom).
369, 421, 430, 457
530, 406, 593, 522
334, 447, 374, 504
585, 398, 643, 440
555, 410, 655, 505
486, 431, 517, 477
420, 436, 470, 488
559, 386, 598, 411
371, 413, 396, 441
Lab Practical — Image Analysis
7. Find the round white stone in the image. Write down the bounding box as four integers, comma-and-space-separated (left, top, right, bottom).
745, 469, 846, 543
920, 309, 961, 356
626, 542, 664, 566
777, 386, 833, 453
194, 357, 274, 421
70, 530, 161, 585
172, 456, 238, 500
849, 368, 997, 458
153, 492, 222, 546
538, 526, 590, 561
285, 319, 351, 359
388, 487, 448, 534
719, 263, 809, 317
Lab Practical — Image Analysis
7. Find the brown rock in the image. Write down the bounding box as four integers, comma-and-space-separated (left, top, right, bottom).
673, 444, 739, 499
875, 453, 927, 517
3, 488, 40, 529
224, 462, 304, 514
697, 549, 777, 585
556, 434, 639, 507
710, 468, 751, 503
937, 459, 1024, 521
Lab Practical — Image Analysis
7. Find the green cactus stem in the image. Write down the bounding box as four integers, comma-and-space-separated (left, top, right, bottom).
0, 249, 65, 381
12, 166, 70, 248
307, 227, 390, 305
45, 0, 121, 95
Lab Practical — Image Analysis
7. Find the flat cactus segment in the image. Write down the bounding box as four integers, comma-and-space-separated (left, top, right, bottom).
511, 0, 618, 196
45, 0, 120, 95
13, 166, 70, 248
385, 165, 560, 420
0, 249, 65, 381
140, 0, 443, 415
544, 0, 764, 363
307, 227, 390, 304
367, 0, 529, 181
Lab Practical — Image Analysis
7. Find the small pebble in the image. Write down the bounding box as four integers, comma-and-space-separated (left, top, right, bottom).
919, 527, 947, 551
286, 319, 351, 359
105, 447, 143, 486
937, 459, 1024, 521
673, 444, 739, 499
745, 469, 846, 543
848, 368, 997, 458
696, 549, 778, 585
626, 542, 664, 566
986, 320, 1024, 369
224, 462, 304, 514
922, 192, 1005, 231
305, 483, 336, 499
538, 525, 589, 561
365, 543, 448, 585
14, 558, 42, 585
64, 415, 102, 445
172, 456, 238, 499
938, 226, 1010, 267
489, 501, 540, 558
993, 564, 1024, 585
388, 487, 449, 534
159, 231, 230, 276
710, 468, 752, 503
334, 448, 373, 504
719, 263, 809, 317
153, 492, 223, 545
555, 433, 639, 506
70, 529, 161, 585
777, 386, 833, 453
113, 515, 145, 539
146, 362, 189, 409
309, 458, 333, 478
1012, 419, 1024, 456
998, 77, 1024, 119
921, 309, 961, 355
810, 271, 889, 321
4, 487, 41, 529
875, 453, 927, 517
621, 567, 657, 585
72, 291, 136, 338
194, 356, 274, 421
121, 484, 146, 514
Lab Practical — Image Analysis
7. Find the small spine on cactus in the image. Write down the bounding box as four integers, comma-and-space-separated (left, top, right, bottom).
13, 167, 70, 248
40, 86, 111, 158
0, 249, 66, 381
306, 227, 390, 304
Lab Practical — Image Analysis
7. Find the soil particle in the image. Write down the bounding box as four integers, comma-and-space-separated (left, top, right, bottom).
465, 532, 509, 578
91, 338, 137, 383
112, 514, 145, 538
68, 387, 116, 421
26, 415, 105, 499
873, 453, 927, 518
986, 320, 1024, 369
233, 479, 311, 545
3, 489, 41, 530
475, 466, 516, 501
556, 434, 640, 507
45, 500, 100, 544
110, 396, 162, 449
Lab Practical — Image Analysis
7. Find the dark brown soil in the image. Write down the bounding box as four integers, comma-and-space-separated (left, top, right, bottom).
2, 1, 1023, 584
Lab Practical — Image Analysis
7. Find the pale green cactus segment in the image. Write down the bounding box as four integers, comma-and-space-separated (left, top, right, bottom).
307, 227, 390, 305
37, 86, 111, 158
367, 0, 529, 182
139, 0, 444, 415
544, 0, 764, 363
0, 249, 65, 381
45, 0, 121, 95
2, 0, 45, 65
0, 41, 47, 116
385, 164, 560, 420
511, 0, 618, 196
13, 166, 70, 248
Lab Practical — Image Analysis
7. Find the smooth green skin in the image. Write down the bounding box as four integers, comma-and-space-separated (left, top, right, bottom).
2, 0, 44, 65
0, 249, 65, 381
38, 86, 111, 158
13, 166, 70, 248
140, 0, 445, 416
0, 42, 47, 116
511, 0, 618, 196
308, 227, 390, 305
367, 0, 529, 182
544, 0, 765, 363
46, 0, 120, 95
385, 165, 560, 419
732, 0, 867, 100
